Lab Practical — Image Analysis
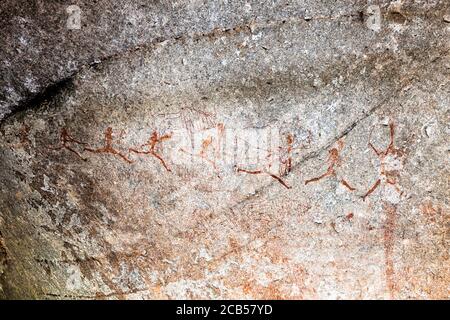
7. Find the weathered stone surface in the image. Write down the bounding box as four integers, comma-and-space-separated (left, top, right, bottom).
0, 1, 449, 299
0, 0, 381, 119
1, 0, 449, 120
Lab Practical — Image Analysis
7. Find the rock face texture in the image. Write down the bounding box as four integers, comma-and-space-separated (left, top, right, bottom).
0, 1, 449, 299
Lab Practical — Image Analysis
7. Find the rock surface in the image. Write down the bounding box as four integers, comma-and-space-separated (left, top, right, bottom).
0, 1, 449, 299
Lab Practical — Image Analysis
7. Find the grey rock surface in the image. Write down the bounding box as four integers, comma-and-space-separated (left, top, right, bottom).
1, 0, 448, 120
0, 0, 449, 299
0, 0, 368, 119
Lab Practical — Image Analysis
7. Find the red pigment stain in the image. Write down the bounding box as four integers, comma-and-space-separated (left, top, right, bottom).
364, 121, 404, 201
179, 138, 219, 174
341, 179, 356, 191
129, 131, 172, 172
236, 167, 291, 189
280, 133, 294, 175
362, 178, 381, 201
305, 147, 339, 184
199, 135, 218, 169
383, 203, 397, 299
48, 128, 88, 160
179, 123, 226, 176
305, 140, 354, 192
420, 201, 439, 222
84, 127, 133, 163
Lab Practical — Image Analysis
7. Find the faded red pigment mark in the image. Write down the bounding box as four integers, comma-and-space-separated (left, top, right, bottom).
420, 201, 440, 222
182, 106, 216, 123
179, 138, 219, 172
84, 127, 133, 163
48, 128, 88, 160
179, 124, 226, 176
216, 122, 226, 155
362, 179, 381, 201
383, 203, 397, 298
201, 124, 228, 169
279, 130, 312, 176
341, 179, 356, 191
330, 221, 338, 233
236, 167, 291, 189
129, 131, 172, 172
305, 140, 356, 191
305, 140, 342, 184
158, 106, 217, 139
363, 121, 404, 201
200, 136, 218, 169
280, 133, 294, 175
